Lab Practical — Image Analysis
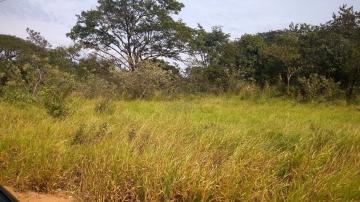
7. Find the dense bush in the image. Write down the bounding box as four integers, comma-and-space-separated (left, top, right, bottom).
39, 69, 74, 118
117, 61, 180, 99
298, 74, 342, 101
228, 79, 261, 97
185, 66, 230, 94
94, 97, 116, 114
76, 75, 119, 99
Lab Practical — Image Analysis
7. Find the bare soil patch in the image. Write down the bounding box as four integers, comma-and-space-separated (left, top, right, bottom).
5, 187, 72, 202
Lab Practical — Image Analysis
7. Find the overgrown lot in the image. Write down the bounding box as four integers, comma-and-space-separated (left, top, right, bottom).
0, 96, 359, 201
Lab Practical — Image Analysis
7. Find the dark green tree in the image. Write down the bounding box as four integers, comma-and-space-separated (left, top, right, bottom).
262, 32, 301, 94
233, 34, 269, 86
327, 5, 360, 101
189, 25, 230, 68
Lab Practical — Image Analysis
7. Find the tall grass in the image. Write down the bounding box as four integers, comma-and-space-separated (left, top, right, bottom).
0, 96, 359, 201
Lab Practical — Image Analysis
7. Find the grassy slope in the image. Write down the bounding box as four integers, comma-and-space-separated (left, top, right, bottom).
0, 96, 359, 201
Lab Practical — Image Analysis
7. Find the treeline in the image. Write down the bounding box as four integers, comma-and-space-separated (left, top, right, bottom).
187, 5, 360, 102
0, 1, 359, 115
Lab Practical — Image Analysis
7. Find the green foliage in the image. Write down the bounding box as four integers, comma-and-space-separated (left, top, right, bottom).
189, 26, 230, 67
26, 28, 51, 49
298, 74, 342, 101
185, 66, 229, 94
94, 97, 115, 114
72, 122, 112, 145
3, 5, 359, 102
184, 5, 360, 101
262, 32, 301, 94
41, 91, 68, 118
38, 69, 75, 118
117, 61, 180, 98
40, 87, 68, 118
67, 0, 191, 70
1, 3, 360, 201
77, 76, 119, 99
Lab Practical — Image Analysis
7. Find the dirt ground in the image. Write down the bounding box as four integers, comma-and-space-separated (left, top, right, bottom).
5, 187, 72, 202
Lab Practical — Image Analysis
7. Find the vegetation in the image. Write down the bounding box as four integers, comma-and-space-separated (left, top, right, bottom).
1, 4, 359, 102
67, 0, 191, 70
0, 0, 359, 201
0, 97, 359, 201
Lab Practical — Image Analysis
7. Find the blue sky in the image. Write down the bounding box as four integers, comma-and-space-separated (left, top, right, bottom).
0, 0, 359, 46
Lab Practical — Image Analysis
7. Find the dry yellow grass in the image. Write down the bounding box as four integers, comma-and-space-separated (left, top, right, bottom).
0, 96, 359, 201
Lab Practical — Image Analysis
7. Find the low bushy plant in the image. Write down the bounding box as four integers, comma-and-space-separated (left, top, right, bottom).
94, 97, 116, 114
39, 69, 75, 118
118, 61, 179, 99
76, 75, 119, 99
298, 74, 342, 101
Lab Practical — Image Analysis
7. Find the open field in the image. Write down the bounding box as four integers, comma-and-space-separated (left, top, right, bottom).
0, 96, 359, 201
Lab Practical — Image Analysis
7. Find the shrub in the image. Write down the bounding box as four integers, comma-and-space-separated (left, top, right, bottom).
39, 69, 75, 118
94, 97, 116, 114
298, 74, 342, 101
76, 75, 119, 99
41, 88, 68, 118
185, 66, 230, 94
118, 61, 179, 99
228, 79, 260, 96
72, 123, 112, 145
0, 86, 35, 104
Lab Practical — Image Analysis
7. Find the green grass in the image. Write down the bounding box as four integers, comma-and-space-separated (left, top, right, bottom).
0, 96, 359, 201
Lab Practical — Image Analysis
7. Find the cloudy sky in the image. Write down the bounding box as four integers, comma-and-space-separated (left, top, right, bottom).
0, 0, 359, 46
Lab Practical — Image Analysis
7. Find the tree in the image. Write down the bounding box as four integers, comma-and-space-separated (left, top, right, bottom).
26, 28, 51, 49
0, 34, 45, 88
262, 32, 301, 94
186, 26, 231, 92
68, 0, 191, 71
233, 34, 269, 86
327, 5, 360, 101
189, 25, 230, 68
0, 33, 71, 97
0, 35, 39, 62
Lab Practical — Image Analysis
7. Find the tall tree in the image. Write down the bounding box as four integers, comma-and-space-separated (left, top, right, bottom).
233, 34, 269, 85
68, 0, 191, 71
327, 5, 360, 101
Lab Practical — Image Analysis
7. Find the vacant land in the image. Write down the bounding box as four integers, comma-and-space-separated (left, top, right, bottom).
0, 97, 359, 201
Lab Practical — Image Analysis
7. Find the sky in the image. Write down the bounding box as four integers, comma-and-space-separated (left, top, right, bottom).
0, 0, 359, 46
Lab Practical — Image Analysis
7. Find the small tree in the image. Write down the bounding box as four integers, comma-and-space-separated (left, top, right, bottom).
263, 32, 301, 94
26, 28, 51, 49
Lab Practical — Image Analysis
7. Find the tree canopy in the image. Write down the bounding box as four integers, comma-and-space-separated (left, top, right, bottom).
68, 0, 192, 71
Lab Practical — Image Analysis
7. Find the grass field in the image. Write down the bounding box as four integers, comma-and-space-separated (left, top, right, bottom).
0, 96, 359, 201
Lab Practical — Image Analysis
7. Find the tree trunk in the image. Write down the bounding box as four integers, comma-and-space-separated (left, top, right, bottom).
346, 79, 356, 103
32, 68, 42, 96
286, 73, 291, 95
